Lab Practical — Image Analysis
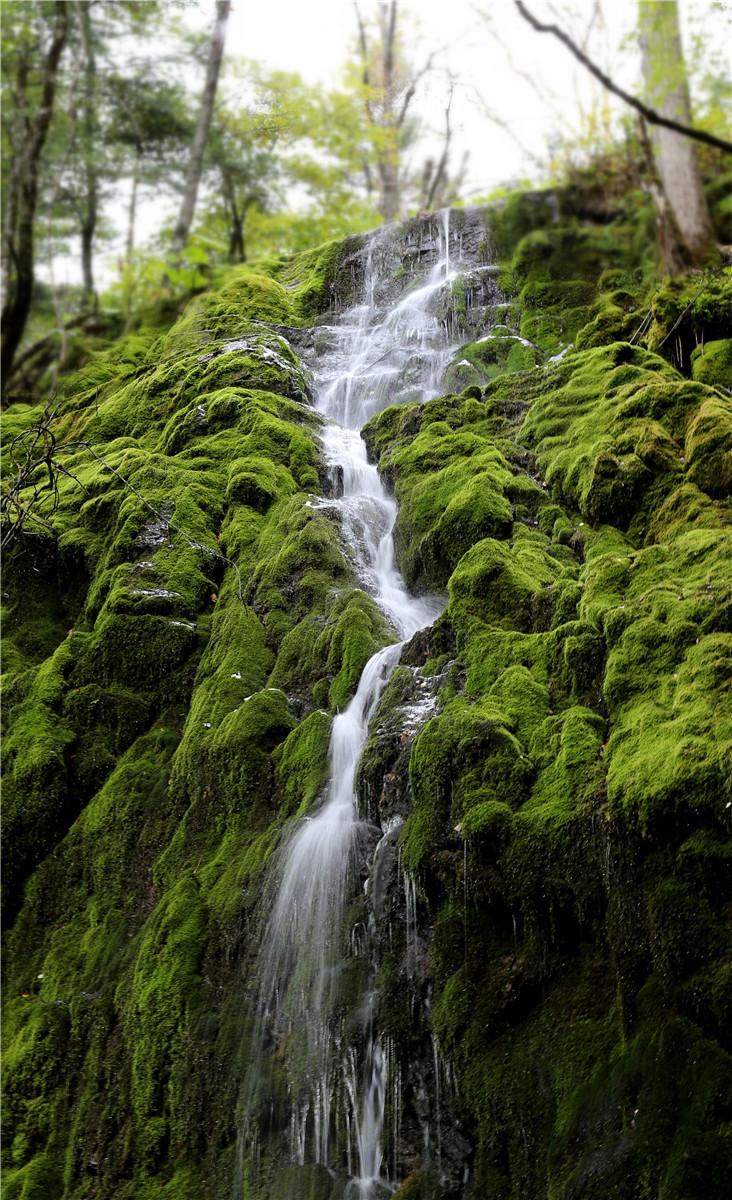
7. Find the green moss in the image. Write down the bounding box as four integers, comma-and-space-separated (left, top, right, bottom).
271, 235, 351, 320
444, 331, 541, 394
274, 709, 332, 818
2, 1153, 64, 1200
519, 343, 706, 527
1, 233, 383, 1198
155, 269, 294, 357
691, 337, 732, 390
364, 246, 731, 1196
364, 394, 547, 591
645, 270, 732, 368
449, 531, 565, 629
4, 197, 732, 1200
684, 392, 732, 497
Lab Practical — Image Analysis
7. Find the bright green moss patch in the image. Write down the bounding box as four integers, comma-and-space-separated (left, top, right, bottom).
645, 269, 732, 370
449, 531, 568, 631
684, 392, 732, 497
690, 337, 732, 390
443, 330, 541, 391
518, 343, 715, 527
274, 709, 332, 818
155, 269, 293, 357
271, 235, 351, 320
363, 391, 547, 591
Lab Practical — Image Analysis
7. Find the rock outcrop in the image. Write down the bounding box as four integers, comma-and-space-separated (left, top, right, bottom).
2, 190, 731, 1200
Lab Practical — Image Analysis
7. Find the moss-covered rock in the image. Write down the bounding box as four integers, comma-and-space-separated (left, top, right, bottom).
3, 194, 731, 1200
364, 269, 731, 1197
0, 243, 393, 1200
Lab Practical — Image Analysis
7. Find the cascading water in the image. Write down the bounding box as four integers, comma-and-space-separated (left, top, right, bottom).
241, 210, 469, 1198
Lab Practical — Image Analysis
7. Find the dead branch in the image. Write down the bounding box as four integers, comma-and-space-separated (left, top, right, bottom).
426, 79, 455, 209
1, 411, 245, 601
515, 0, 732, 154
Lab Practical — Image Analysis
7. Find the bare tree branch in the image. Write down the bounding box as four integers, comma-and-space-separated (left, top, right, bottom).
514, 0, 732, 154
473, 6, 566, 121
396, 50, 435, 129
1, 414, 245, 601
426, 79, 455, 208
466, 83, 545, 167
354, 0, 376, 123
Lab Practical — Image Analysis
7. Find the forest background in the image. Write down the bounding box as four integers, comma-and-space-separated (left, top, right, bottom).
1, 0, 730, 399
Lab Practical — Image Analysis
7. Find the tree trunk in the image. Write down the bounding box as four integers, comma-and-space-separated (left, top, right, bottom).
637, 115, 690, 275
220, 166, 245, 262
78, 0, 98, 310
638, 0, 717, 268
2, 44, 30, 304
126, 152, 140, 265
228, 207, 245, 263
426, 82, 455, 210
377, 1, 400, 221
124, 154, 140, 327
379, 160, 400, 222
171, 0, 231, 253
1, 1, 69, 386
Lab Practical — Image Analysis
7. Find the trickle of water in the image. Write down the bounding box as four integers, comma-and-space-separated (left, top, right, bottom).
432, 1034, 443, 1168
404, 871, 418, 977
243, 210, 469, 1198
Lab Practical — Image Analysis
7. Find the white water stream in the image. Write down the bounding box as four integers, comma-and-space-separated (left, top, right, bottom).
246, 210, 464, 1198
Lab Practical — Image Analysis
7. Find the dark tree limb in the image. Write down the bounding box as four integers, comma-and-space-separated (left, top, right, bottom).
426, 80, 455, 209
515, 0, 732, 154
354, 0, 376, 124
1, 417, 245, 601
77, 0, 99, 310
395, 50, 435, 130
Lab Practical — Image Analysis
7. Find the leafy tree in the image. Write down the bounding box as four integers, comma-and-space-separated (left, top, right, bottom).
106, 73, 192, 263
206, 102, 280, 262
352, 0, 434, 220
193, 63, 380, 261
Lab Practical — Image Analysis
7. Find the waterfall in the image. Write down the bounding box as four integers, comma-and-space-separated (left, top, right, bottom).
241, 210, 464, 1198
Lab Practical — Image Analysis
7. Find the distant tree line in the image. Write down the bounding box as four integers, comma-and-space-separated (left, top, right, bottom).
1, 0, 728, 393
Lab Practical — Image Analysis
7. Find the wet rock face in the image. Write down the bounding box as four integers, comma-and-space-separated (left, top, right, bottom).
354, 624, 472, 1198
326, 208, 493, 315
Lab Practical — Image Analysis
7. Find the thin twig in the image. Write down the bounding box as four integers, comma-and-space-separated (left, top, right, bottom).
1, 411, 245, 602
68, 441, 245, 601
657, 264, 729, 349
515, 0, 732, 154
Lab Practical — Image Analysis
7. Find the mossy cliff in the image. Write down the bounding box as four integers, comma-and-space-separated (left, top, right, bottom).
2, 192, 731, 1200
361, 193, 732, 1199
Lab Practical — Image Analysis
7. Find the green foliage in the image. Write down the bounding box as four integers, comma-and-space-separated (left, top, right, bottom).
690, 337, 732, 390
